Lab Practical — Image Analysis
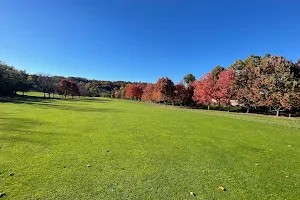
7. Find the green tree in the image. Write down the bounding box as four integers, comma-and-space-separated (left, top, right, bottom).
17, 70, 31, 95
0, 62, 14, 95
38, 75, 55, 98
183, 74, 196, 85
244, 55, 261, 68
88, 85, 100, 97
229, 59, 245, 71
211, 66, 225, 80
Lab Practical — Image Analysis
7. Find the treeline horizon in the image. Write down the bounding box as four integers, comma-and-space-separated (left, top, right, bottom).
0, 61, 145, 98
1, 53, 300, 116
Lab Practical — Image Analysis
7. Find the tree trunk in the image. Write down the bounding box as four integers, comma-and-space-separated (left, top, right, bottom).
276, 109, 280, 117
64, 95, 66, 98
246, 106, 250, 113
72, 95, 74, 99
48, 93, 50, 98
208, 105, 210, 110
22, 91, 24, 96
44, 93, 46, 98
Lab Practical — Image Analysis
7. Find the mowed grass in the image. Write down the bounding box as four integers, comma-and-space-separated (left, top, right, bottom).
0, 93, 300, 199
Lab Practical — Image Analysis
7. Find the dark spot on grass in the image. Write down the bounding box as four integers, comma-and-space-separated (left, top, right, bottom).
9, 173, 14, 176
0, 192, 6, 198
64, 166, 66, 168
107, 150, 110, 153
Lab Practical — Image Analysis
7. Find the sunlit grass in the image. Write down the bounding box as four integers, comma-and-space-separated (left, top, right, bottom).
0, 92, 299, 199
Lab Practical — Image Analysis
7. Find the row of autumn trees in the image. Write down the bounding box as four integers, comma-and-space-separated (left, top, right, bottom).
1, 54, 300, 116
124, 54, 300, 116
125, 77, 194, 106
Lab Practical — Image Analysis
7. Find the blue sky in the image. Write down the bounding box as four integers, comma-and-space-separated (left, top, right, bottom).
1, 0, 300, 83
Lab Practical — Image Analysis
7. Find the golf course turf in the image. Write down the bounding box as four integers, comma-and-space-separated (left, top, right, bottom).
0, 93, 299, 199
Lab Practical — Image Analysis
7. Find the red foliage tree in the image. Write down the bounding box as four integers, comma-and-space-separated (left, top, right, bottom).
193, 72, 216, 109
185, 84, 195, 106
58, 79, 79, 98
125, 84, 135, 99
174, 82, 191, 106
216, 69, 237, 109
55, 83, 63, 97
59, 79, 72, 98
142, 83, 155, 102
154, 77, 175, 104
135, 84, 145, 99
125, 84, 144, 100
286, 89, 300, 111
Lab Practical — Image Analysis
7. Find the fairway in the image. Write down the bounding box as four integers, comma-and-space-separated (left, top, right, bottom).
1, 94, 300, 199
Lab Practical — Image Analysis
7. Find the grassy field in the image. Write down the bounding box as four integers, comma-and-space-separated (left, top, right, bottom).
1, 93, 300, 199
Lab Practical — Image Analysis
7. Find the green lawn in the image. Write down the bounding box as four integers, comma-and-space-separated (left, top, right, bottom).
1, 93, 300, 199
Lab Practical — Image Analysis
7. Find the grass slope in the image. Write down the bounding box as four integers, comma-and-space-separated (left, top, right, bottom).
0, 93, 300, 199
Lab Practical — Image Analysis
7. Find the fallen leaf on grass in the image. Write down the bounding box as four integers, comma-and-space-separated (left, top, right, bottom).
219, 186, 226, 191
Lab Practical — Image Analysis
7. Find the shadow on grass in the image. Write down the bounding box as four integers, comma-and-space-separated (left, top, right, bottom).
0, 95, 111, 104
0, 95, 118, 113
32, 102, 119, 113
69, 98, 112, 103
0, 114, 54, 145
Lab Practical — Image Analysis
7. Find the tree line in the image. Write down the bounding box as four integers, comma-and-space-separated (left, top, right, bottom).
0, 61, 141, 98
1, 54, 300, 116
124, 54, 300, 116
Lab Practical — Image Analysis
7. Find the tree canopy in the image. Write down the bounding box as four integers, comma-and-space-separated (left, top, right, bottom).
1, 53, 299, 116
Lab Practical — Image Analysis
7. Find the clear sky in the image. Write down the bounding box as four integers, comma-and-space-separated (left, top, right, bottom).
1, 0, 300, 83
